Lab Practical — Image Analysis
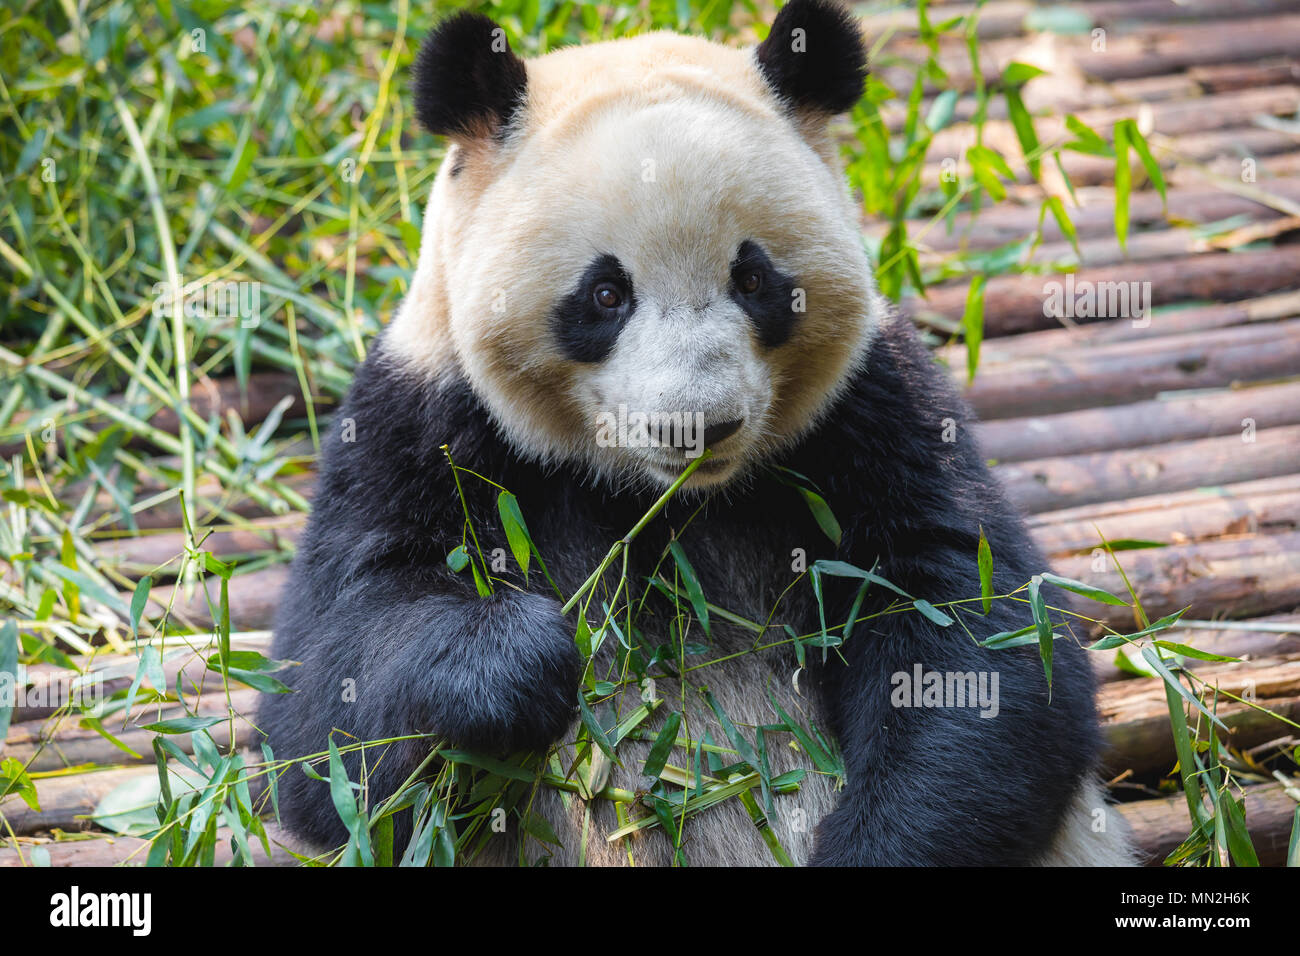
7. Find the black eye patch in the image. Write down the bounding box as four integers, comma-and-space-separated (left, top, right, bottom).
729, 240, 799, 347
552, 254, 635, 363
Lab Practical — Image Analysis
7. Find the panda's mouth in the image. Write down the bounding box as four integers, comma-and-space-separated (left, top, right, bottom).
643, 452, 738, 487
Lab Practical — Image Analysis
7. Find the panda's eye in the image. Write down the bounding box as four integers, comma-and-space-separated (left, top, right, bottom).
592, 283, 624, 311
735, 268, 763, 295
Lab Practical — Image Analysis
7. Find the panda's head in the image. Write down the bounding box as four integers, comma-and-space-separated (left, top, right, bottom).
391, 0, 884, 489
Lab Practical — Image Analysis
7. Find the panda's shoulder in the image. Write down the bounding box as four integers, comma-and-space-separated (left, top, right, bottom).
309, 335, 504, 523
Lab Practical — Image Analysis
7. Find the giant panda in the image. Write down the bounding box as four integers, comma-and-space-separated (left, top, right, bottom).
259, 0, 1135, 866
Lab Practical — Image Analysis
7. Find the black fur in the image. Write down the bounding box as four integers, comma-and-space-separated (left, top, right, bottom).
756, 0, 868, 115
259, 315, 1101, 864
729, 239, 800, 347
552, 254, 637, 363
413, 11, 528, 138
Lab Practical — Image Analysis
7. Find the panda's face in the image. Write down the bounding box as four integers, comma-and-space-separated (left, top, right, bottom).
393, 19, 880, 490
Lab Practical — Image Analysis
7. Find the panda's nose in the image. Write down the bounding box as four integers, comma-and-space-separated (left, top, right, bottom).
703, 418, 745, 447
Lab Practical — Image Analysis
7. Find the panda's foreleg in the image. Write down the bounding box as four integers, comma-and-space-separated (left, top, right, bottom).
261, 569, 580, 849
806, 583, 1094, 866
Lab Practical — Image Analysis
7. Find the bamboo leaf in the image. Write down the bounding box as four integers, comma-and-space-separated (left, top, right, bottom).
962, 275, 986, 382
1113, 120, 1131, 250
668, 540, 710, 636
641, 712, 682, 780
1028, 576, 1053, 692
1141, 646, 1229, 732
977, 527, 993, 614
1038, 571, 1129, 606
497, 491, 532, 577
912, 599, 953, 627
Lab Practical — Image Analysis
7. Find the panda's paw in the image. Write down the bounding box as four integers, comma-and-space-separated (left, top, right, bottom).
425, 589, 582, 755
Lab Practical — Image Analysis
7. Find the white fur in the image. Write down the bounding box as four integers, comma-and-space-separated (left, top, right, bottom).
1038, 778, 1140, 866
388, 31, 882, 490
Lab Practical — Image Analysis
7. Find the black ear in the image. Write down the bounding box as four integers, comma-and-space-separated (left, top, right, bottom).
755, 0, 867, 115
413, 12, 528, 139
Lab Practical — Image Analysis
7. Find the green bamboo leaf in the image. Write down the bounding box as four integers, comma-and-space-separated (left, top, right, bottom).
0, 757, 39, 811
1003, 86, 1040, 180
327, 736, 360, 831
579, 696, 617, 761
704, 690, 760, 775
1042, 196, 1079, 257
438, 750, 537, 782
766, 691, 836, 774
1141, 646, 1229, 732
980, 623, 1037, 648
372, 814, 394, 867
641, 712, 682, 780
797, 487, 841, 546
912, 599, 953, 627
1151, 642, 1241, 663
1028, 575, 1053, 692
962, 275, 986, 382
521, 810, 561, 846
139, 715, 224, 734
1063, 115, 1112, 157
0, 620, 17, 742
1001, 61, 1047, 88
1220, 794, 1260, 867
1086, 611, 1188, 650
968, 145, 1015, 181
496, 491, 532, 577
1113, 120, 1131, 250
445, 545, 469, 572
1038, 571, 1129, 606
977, 527, 993, 614
470, 559, 491, 597
1287, 807, 1299, 867
79, 716, 145, 759
925, 89, 958, 133
811, 560, 913, 598
129, 575, 152, 638
1121, 118, 1167, 204
668, 540, 710, 636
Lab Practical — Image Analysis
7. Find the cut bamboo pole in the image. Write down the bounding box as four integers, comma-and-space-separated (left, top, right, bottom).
961, 319, 1300, 419
1092, 614, 1300, 683
976, 382, 1300, 463
147, 565, 292, 631
1029, 475, 1300, 555
943, 291, 1300, 366
5, 689, 260, 773
95, 514, 305, 575
996, 425, 1300, 513
1050, 531, 1300, 630
913, 247, 1300, 337
1100, 658, 1300, 775
883, 182, 1300, 254
1117, 782, 1298, 866
881, 15, 1300, 92
924, 85, 1300, 181
0, 822, 296, 866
